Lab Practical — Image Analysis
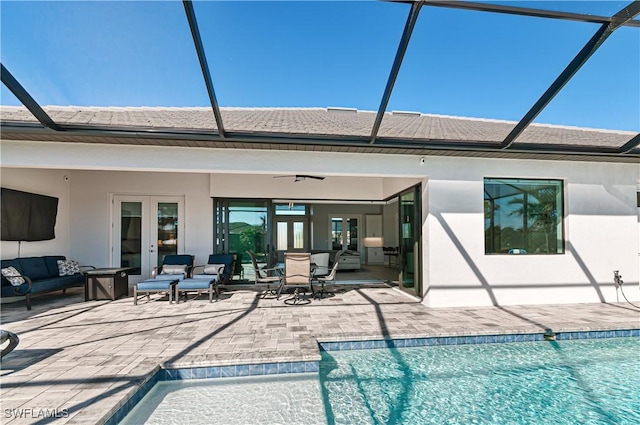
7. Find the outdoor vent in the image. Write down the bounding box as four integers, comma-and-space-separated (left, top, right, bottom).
391, 110, 421, 117
326, 107, 357, 113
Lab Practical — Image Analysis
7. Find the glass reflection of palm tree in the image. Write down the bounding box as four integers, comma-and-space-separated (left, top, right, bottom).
508, 185, 558, 253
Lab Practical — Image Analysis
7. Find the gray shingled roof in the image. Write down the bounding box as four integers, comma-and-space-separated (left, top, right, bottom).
0, 105, 636, 150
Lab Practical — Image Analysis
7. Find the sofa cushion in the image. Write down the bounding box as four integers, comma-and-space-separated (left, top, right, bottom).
1, 280, 30, 296
1, 259, 22, 287
17, 257, 52, 280
28, 275, 84, 294
44, 256, 67, 276
1, 266, 25, 286
57, 259, 81, 276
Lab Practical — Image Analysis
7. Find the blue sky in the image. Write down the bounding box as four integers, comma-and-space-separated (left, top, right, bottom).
1, 1, 638, 131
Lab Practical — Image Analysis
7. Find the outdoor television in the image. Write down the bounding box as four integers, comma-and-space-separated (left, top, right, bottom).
1, 187, 58, 241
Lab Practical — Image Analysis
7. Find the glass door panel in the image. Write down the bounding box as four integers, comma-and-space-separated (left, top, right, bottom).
156, 202, 179, 269
215, 200, 269, 280
399, 187, 420, 296
277, 222, 288, 251
293, 222, 305, 249
120, 202, 143, 275
331, 218, 343, 250
346, 218, 358, 252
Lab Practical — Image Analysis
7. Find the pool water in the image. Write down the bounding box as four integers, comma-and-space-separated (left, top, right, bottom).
120, 337, 639, 425
322, 337, 639, 425
120, 373, 327, 425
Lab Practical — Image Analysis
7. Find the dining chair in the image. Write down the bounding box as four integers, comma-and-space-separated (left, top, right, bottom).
247, 250, 283, 297
277, 252, 313, 304
315, 260, 339, 299
310, 252, 330, 278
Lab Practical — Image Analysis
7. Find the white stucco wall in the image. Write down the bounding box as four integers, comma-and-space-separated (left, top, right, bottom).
210, 173, 387, 200
68, 170, 213, 268
0, 168, 72, 259
2, 139, 638, 308
422, 156, 640, 307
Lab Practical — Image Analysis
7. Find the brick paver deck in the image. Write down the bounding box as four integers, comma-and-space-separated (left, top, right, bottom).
1, 286, 638, 424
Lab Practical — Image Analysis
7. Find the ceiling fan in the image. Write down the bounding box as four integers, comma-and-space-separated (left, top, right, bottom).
273, 174, 326, 182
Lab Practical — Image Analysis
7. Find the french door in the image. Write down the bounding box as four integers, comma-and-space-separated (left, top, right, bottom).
112, 195, 185, 283
329, 216, 360, 252
274, 203, 309, 264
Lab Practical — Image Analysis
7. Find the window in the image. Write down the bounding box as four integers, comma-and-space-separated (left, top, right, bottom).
484, 178, 564, 254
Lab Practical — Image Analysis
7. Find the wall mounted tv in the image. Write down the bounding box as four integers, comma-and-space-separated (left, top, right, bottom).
1, 188, 58, 241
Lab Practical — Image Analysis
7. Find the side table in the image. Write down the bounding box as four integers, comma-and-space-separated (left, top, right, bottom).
85, 268, 132, 301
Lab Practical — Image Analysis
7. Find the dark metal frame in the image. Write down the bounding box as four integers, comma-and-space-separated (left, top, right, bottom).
1, 64, 60, 131
183, 0, 226, 138
1, 1, 638, 157
370, 0, 422, 144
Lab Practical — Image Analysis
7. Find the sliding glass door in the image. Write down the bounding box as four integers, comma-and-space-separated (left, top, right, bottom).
399, 186, 421, 296
215, 200, 269, 278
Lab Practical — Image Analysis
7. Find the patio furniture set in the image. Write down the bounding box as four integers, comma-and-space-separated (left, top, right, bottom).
1, 255, 96, 310
134, 251, 340, 305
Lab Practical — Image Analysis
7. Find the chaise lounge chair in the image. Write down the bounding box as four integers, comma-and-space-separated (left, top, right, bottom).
133, 254, 194, 305
177, 253, 236, 302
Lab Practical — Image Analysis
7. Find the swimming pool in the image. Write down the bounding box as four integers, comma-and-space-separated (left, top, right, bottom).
119, 337, 639, 424
322, 337, 639, 425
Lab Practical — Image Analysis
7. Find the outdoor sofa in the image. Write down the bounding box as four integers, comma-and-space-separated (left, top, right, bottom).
1, 255, 93, 310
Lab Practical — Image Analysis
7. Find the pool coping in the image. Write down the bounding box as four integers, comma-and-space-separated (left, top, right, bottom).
103, 328, 640, 425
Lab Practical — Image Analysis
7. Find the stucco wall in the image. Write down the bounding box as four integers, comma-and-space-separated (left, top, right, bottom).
0, 168, 72, 259
422, 156, 640, 307
2, 140, 638, 308
68, 170, 213, 269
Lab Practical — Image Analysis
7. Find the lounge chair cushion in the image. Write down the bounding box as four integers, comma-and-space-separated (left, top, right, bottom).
161, 265, 187, 275
155, 273, 185, 281
137, 279, 176, 290
177, 279, 215, 290
206, 254, 235, 281
203, 263, 225, 275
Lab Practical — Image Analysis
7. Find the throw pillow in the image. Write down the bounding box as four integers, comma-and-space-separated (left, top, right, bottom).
57, 259, 81, 276
203, 263, 225, 275
161, 264, 187, 275
1, 266, 25, 286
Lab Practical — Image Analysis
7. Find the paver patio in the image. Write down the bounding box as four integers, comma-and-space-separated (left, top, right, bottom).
1, 285, 638, 424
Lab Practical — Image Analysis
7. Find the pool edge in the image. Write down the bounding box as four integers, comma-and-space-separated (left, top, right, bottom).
102, 328, 640, 424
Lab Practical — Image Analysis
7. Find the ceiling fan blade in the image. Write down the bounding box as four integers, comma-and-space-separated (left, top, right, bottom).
273, 174, 325, 182
296, 175, 325, 180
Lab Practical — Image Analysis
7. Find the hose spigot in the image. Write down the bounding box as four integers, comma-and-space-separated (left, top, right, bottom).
613, 270, 623, 289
